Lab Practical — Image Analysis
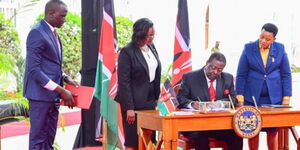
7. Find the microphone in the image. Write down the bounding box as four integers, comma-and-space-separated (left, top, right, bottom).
224, 89, 235, 111
252, 96, 258, 109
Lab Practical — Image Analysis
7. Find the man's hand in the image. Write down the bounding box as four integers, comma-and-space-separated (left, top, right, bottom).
191, 101, 200, 109
126, 109, 135, 124
55, 86, 76, 109
64, 75, 79, 87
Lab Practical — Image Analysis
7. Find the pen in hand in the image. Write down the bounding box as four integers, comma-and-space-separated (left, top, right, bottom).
192, 97, 201, 110
197, 97, 201, 102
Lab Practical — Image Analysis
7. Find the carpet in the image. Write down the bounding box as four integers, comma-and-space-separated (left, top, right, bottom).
0, 110, 81, 139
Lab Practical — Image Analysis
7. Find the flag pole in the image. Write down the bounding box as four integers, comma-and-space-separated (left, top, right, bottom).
102, 119, 108, 149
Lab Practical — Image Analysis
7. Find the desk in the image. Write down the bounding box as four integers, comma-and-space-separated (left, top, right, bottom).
136, 107, 300, 150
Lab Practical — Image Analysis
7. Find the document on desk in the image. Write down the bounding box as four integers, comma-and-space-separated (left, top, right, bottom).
172, 109, 196, 115
60, 84, 94, 109
261, 104, 292, 108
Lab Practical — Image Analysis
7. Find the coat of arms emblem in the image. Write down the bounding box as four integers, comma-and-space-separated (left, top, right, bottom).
233, 106, 262, 138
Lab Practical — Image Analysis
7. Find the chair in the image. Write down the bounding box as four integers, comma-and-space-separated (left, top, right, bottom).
177, 134, 228, 150
173, 84, 228, 150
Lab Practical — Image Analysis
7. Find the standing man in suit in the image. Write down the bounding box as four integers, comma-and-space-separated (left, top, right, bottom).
236, 23, 292, 150
23, 1, 78, 149
177, 52, 243, 150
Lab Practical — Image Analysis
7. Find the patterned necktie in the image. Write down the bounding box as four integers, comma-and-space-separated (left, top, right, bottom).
209, 80, 216, 102
53, 29, 61, 58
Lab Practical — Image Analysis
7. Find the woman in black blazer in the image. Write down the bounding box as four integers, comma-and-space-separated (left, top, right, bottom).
115, 18, 161, 150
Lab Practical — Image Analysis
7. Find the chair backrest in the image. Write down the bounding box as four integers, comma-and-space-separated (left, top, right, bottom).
173, 84, 181, 95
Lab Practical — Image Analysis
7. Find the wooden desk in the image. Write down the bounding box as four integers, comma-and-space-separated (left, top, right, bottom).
136, 107, 300, 150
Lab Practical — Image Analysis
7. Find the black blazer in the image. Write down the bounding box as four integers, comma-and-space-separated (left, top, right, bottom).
115, 42, 161, 111
177, 67, 237, 108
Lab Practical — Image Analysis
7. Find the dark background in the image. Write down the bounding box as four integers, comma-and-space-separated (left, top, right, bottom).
73, 0, 103, 148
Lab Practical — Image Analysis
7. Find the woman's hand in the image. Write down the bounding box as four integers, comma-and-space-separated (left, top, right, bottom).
237, 101, 244, 107
282, 99, 290, 106
126, 109, 135, 124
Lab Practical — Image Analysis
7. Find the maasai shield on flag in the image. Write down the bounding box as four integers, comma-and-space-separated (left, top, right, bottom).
94, 0, 124, 149
172, 0, 192, 86
158, 79, 179, 116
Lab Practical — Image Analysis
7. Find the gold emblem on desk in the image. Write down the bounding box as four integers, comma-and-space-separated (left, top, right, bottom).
233, 106, 262, 138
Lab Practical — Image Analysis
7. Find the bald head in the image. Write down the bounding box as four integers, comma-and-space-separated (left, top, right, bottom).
45, 0, 66, 15
44, 0, 67, 28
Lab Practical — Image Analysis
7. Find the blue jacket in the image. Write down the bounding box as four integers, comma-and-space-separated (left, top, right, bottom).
23, 19, 63, 102
236, 40, 292, 105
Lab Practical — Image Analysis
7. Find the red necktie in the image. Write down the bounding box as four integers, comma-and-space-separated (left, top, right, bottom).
209, 80, 216, 102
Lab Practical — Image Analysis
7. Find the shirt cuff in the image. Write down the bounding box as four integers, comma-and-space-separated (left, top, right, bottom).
44, 80, 58, 91
236, 94, 244, 102
187, 102, 193, 109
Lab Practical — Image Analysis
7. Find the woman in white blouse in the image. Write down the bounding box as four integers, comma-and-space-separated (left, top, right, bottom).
115, 18, 161, 150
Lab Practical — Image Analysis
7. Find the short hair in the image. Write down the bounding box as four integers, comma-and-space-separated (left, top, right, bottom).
207, 52, 226, 64
261, 23, 278, 37
45, 0, 66, 14
132, 18, 154, 45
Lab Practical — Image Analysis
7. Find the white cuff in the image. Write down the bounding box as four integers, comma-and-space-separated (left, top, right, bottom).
44, 80, 58, 91
187, 102, 193, 109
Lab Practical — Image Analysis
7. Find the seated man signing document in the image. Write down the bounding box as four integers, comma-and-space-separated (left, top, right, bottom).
176, 52, 243, 150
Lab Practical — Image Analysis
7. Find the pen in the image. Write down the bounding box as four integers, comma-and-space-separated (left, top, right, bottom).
197, 97, 203, 111
197, 96, 201, 102
228, 94, 235, 111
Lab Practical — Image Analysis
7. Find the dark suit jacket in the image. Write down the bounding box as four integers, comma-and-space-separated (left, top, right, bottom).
115, 42, 161, 111
236, 40, 292, 105
177, 68, 237, 108
23, 19, 63, 102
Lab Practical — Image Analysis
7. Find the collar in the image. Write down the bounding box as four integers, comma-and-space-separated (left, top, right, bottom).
204, 66, 215, 84
259, 44, 270, 51
43, 19, 56, 32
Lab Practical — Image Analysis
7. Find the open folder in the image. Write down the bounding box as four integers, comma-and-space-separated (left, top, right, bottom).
60, 84, 94, 109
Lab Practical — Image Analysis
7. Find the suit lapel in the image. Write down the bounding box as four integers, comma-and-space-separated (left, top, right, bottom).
134, 45, 149, 76
253, 40, 265, 71
265, 43, 276, 72
41, 20, 62, 63
198, 69, 210, 101
216, 76, 224, 99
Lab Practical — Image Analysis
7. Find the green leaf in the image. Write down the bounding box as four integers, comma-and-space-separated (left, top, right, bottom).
116, 16, 133, 51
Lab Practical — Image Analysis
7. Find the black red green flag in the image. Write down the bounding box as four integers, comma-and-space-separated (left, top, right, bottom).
172, 0, 192, 86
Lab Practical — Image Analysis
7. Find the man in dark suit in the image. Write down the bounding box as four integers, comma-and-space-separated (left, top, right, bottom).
177, 52, 243, 150
23, 1, 77, 149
